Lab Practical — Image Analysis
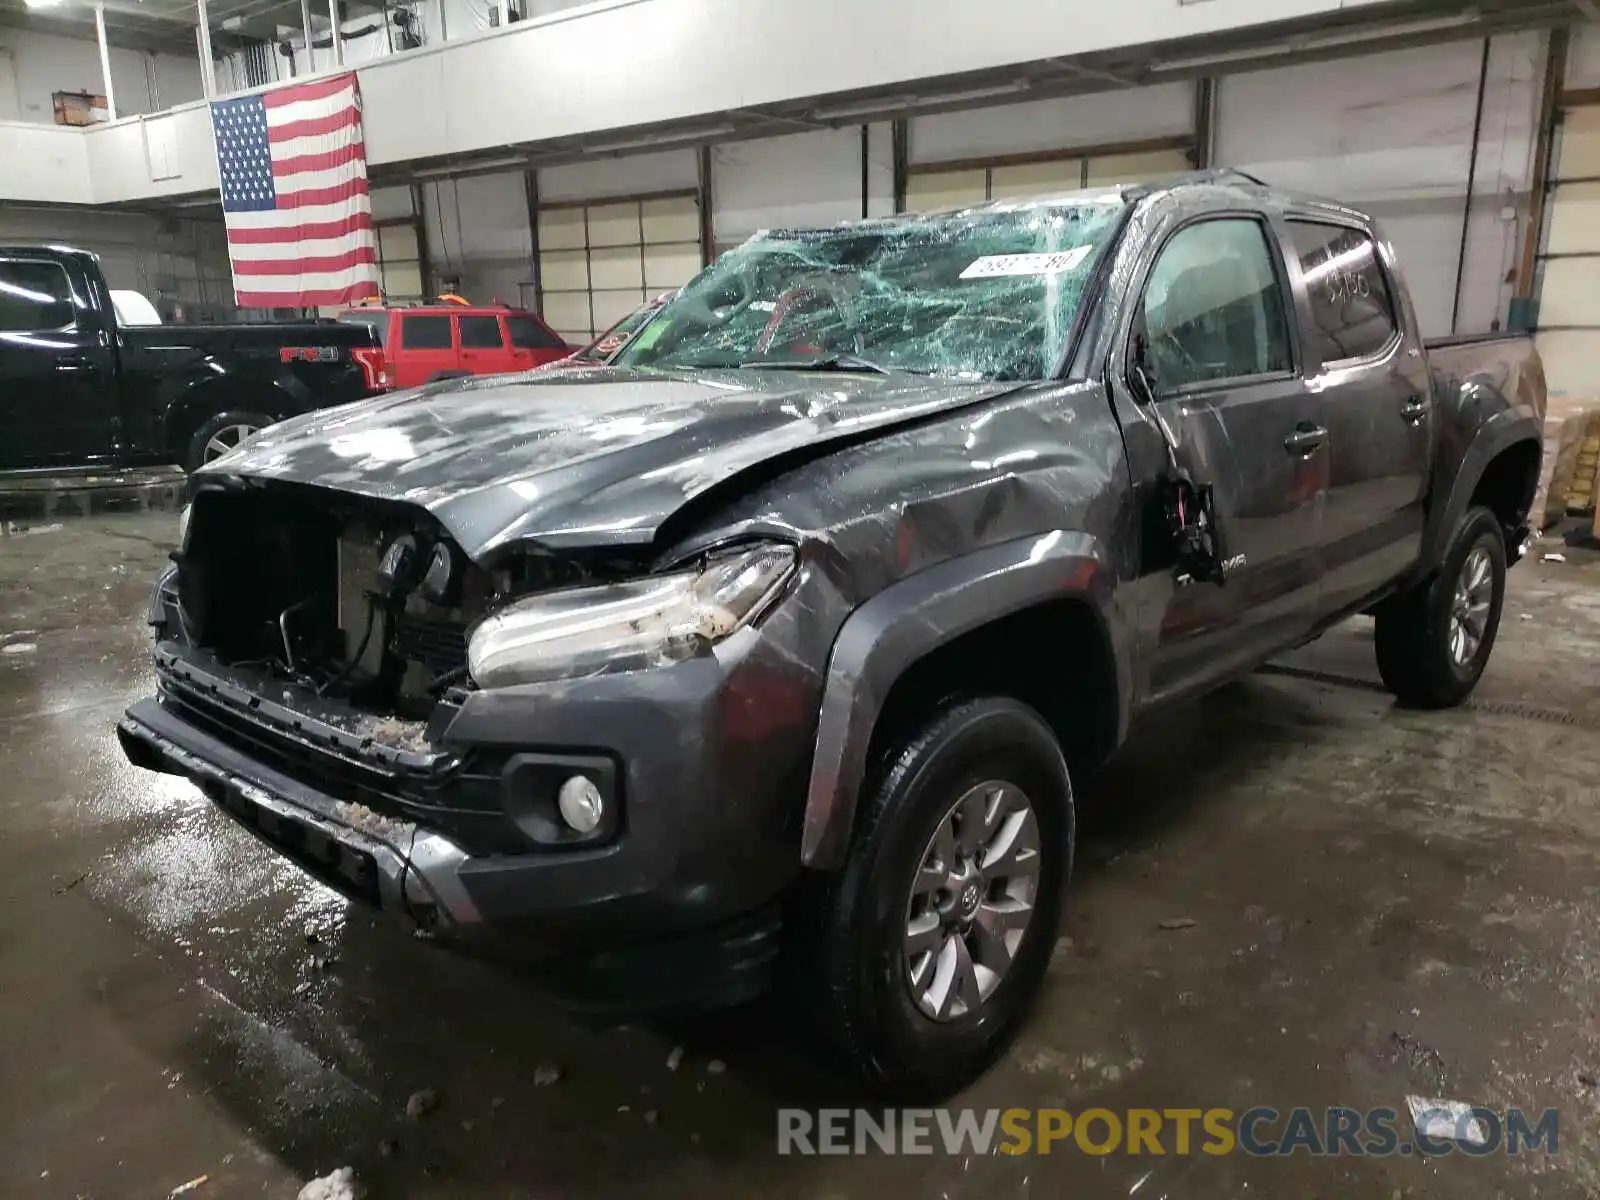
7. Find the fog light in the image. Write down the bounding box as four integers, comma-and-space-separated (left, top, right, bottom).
557, 775, 604, 834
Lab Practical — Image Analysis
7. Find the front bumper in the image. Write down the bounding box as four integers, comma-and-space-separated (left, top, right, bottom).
118, 621, 823, 1010
119, 699, 478, 933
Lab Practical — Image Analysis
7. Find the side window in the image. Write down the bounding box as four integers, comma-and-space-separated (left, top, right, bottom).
458, 315, 505, 349
401, 314, 452, 349
506, 314, 566, 350
1287, 221, 1398, 364
1141, 218, 1292, 390
0, 260, 75, 332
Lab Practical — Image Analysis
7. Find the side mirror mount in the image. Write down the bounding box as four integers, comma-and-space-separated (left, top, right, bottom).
1128, 329, 1159, 405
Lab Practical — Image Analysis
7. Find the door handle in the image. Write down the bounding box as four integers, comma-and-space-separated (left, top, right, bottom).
55, 356, 93, 373
1400, 395, 1429, 422
1283, 424, 1327, 456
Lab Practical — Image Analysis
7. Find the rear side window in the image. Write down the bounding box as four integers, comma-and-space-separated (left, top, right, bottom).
401, 314, 452, 349
0, 260, 74, 332
1287, 221, 1398, 364
506, 313, 565, 350
459, 315, 504, 349
337, 311, 389, 347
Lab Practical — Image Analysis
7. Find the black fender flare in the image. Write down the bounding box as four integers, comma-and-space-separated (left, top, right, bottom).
800, 530, 1130, 870
1419, 408, 1542, 570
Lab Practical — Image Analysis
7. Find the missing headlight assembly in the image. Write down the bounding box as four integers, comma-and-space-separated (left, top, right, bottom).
166, 482, 790, 720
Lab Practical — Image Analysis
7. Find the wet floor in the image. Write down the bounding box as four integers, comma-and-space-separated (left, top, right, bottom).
3, 513, 1600, 1199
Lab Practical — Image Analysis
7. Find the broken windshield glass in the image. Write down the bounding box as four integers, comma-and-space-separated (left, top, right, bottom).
612, 197, 1127, 381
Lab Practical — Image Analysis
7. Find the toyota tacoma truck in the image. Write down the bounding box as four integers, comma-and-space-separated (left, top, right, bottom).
117, 173, 1545, 1098
0, 244, 388, 475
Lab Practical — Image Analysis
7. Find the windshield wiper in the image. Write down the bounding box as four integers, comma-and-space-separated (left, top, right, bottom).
738, 353, 894, 375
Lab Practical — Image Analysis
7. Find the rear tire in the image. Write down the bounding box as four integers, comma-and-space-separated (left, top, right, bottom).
803, 697, 1073, 1100
185, 410, 272, 474
1375, 505, 1506, 708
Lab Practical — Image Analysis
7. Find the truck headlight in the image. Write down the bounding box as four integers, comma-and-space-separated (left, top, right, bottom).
466, 543, 796, 689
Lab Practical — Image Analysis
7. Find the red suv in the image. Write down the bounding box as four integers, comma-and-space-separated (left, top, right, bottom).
337, 301, 571, 389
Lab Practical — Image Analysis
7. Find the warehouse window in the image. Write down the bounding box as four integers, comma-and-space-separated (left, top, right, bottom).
1287, 221, 1397, 365
538, 192, 702, 344
376, 221, 424, 301
905, 144, 1193, 213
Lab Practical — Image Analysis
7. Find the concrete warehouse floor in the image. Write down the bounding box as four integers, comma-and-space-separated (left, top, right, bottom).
2, 512, 1599, 1200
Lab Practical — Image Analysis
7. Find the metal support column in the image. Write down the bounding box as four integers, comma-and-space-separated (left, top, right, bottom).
1516, 26, 1569, 307
93, 4, 117, 120
195, 0, 217, 98
329, 0, 344, 66
299, 0, 314, 72
414, 183, 433, 298
523, 169, 542, 311
891, 119, 908, 213
697, 146, 714, 265
1194, 77, 1216, 169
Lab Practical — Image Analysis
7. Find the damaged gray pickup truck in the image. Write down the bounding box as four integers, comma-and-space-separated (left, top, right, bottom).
119, 172, 1545, 1097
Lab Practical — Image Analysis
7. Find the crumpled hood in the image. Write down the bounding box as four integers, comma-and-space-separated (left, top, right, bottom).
201, 367, 1019, 558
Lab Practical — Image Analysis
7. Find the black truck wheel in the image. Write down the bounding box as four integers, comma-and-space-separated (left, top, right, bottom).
185, 410, 272, 474
805, 697, 1073, 1099
1375, 505, 1507, 709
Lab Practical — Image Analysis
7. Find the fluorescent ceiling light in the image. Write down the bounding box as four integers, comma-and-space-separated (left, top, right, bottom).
1151, 13, 1479, 73
414, 155, 527, 178
811, 80, 1031, 123
584, 124, 735, 153
24, 0, 67, 9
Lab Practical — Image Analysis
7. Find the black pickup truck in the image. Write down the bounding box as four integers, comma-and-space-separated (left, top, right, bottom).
0, 245, 386, 475
119, 174, 1545, 1097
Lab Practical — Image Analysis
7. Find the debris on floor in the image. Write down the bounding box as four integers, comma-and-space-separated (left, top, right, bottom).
533, 1062, 563, 1086
1, 642, 37, 656
705, 1059, 726, 1076
296, 1167, 361, 1200
167, 1175, 209, 1197
1157, 917, 1198, 931
405, 1088, 440, 1120
665, 1045, 684, 1071
1406, 1095, 1488, 1147
1544, 553, 1568, 563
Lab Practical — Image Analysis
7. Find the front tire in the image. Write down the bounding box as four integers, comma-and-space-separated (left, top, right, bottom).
185, 410, 272, 474
1375, 505, 1507, 708
806, 697, 1073, 1099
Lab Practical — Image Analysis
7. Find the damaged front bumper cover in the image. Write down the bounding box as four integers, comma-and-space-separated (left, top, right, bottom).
118, 698, 480, 936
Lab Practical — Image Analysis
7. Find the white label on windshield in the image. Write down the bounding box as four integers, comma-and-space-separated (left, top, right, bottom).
959, 247, 1093, 279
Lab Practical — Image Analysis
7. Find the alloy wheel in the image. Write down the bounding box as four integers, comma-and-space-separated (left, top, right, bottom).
202, 423, 260, 463
903, 780, 1041, 1022
1449, 545, 1494, 666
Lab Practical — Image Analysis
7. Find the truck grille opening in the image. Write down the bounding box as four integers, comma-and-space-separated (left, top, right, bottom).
177, 483, 491, 720
173, 481, 639, 726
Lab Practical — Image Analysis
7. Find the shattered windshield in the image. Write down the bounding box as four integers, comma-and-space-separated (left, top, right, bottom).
612, 198, 1126, 381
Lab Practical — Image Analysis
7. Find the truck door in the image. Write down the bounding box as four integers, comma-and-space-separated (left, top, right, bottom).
0, 255, 118, 470
1282, 219, 1431, 617
457, 313, 515, 376
395, 312, 456, 387
1128, 215, 1329, 702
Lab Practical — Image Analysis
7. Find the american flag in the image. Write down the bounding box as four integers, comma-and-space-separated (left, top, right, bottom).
210, 73, 380, 308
